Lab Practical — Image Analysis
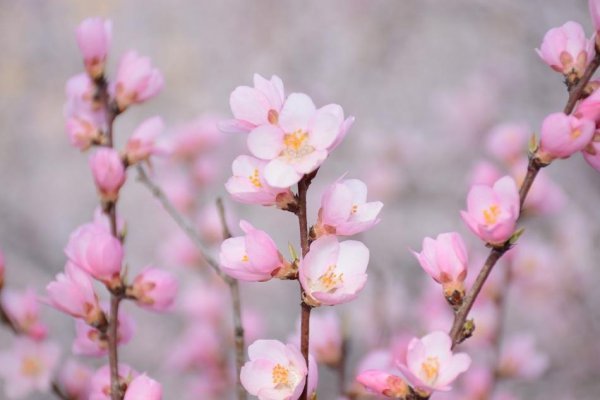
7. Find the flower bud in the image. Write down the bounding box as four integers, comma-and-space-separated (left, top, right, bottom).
127, 267, 178, 312
111, 50, 163, 111
125, 116, 164, 165
76, 17, 112, 79
538, 112, 595, 163
89, 148, 126, 202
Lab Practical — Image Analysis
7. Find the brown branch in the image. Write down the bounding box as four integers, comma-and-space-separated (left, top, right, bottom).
93, 75, 124, 400
297, 174, 313, 400
216, 198, 246, 400
448, 50, 600, 349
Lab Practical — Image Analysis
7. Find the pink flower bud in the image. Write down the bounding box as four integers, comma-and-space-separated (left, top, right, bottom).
316, 177, 383, 237
46, 262, 104, 325
0, 287, 47, 340
89, 148, 126, 201
125, 116, 164, 165
124, 374, 162, 400
411, 232, 468, 301
76, 17, 112, 79
219, 220, 290, 281
397, 331, 471, 395
240, 339, 318, 400
66, 114, 102, 151
536, 21, 594, 80
219, 74, 285, 133
0, 338, 61, 399
128, 267, 178, 312
247, 93, 350, 188
225, 155, 293, 206
111, 50, 164, 111
299, 236, 369, 307
461, 176, 520, 245
356, 370, 410, 398
89, 364, 138, 400
58, 359, 92, 400
65, 222, 124, 285
538, 112, 595, 163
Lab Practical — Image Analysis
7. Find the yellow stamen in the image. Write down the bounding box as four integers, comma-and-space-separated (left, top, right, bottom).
249, 168, 262, 188
351, 204, 358, 214
318, 265, 344, 291
283, 130, 308, 151
421, 356, 440, 384
272, 364, 290, 386
482, 204, 501, 225
571, 129, 582, 139
241, 254, 249, 262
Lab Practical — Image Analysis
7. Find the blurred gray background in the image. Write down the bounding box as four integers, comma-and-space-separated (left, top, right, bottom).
2, 0, 600, 399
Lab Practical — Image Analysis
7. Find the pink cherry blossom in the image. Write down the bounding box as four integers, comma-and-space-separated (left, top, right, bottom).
538, 112, 595, 163
125, 116, 164, 164
76, 17, 112, 79
124, 374, 162, 400
58, 359, 92, 400
289, 310, 343, 366
65, 222, 124, 286
397, 331, 471, 395
411, 232, 468, 301
240, 339, 318, 400
299, 235, 369, 307
89, 364, 138, 400
247, 93, 351, 187
0, 337, 60, 399
0, 287, 47, 340
497, 334, 549, 380
219, 220, 290, 281
64, 73, 97, 117
46, 262, 104, 325
485, 123, 529, 165
226, 155, 295, 206
89, 148, 127, 201
461, 176, 520, 245
220, 74, 285, 133
356, 370, 409, 398
128, 266, 178, 312
111, 50, 164, 111
536, 21, 595, 79
315, 177, 383, 237
72, 306, 135, 356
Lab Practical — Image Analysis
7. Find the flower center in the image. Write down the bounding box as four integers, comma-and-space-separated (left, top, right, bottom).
249, 168, 262, 188
351, 204, 358, 214
482, 204, 501, 225
420, 356, 440, 385
316, 264, 344, 292
241, 254, 249, 262
571, 128, 582, 139
272, 363, 291, 387
21, 356, 42, 377
282, 130, 314, 160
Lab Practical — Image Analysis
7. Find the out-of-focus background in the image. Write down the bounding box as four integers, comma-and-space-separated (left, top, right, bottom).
2, 0, 600, 399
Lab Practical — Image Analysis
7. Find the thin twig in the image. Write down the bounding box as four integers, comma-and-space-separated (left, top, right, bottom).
136, 165, 226, 280
297, 174, 313, 400
448, 51, 600, 349
216, 198, 246, 400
